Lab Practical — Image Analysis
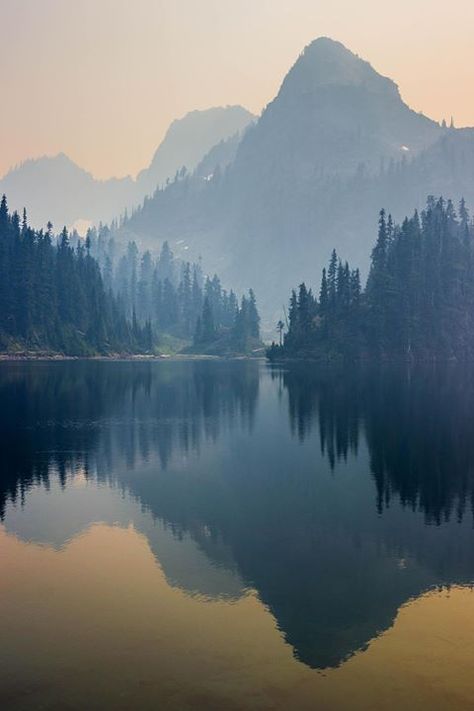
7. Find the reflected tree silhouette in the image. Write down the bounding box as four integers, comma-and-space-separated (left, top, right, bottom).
0, 360, 259, 517
278, 363, 474, 525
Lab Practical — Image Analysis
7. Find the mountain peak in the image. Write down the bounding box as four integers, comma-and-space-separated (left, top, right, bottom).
278, 37, 399, 101
304, 36, 355, 55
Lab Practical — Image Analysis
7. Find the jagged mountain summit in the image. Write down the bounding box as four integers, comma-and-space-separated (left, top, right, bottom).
0, 106, 254, 230
121, 38, 474, 324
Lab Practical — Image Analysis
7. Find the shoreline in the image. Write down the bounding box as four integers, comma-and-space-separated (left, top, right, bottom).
0, 352, 264, 363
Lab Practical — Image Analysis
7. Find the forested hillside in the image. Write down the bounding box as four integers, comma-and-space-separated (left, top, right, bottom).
0, 196, 152, 355
0, 195, 261, 357
86, 226, 261, 355
269, 197, 474, 361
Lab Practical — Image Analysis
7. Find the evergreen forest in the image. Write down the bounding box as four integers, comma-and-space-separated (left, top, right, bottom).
0, 195, 261, 356
269, 197, 474, 361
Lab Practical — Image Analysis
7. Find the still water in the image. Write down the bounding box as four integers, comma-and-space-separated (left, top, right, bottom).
1, 359, 474, 710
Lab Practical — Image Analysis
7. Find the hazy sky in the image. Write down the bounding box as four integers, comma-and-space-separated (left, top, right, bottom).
2, 0, 474, 180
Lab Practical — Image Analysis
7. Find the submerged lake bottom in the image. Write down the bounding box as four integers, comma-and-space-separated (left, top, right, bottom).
1, 359, 474, 710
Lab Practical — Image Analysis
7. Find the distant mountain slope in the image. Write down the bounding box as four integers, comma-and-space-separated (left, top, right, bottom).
0, 153, 134, 232
0, 106, 254, 230
121, 38, 474, 323
137, 106, 254, 194
194, 132, 243, 178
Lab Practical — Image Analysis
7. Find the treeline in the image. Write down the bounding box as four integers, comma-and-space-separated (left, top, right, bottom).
0, 195, 260, 356
86, 228, 213, 336
87, 230, 207, 337
193, 287, 261, 354
269, 197, 474, 360
0, 196, 151, 355
85, 226, 261, 353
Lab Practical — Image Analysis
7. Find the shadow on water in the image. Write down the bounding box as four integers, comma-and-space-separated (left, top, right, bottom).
2, 359, 474, 669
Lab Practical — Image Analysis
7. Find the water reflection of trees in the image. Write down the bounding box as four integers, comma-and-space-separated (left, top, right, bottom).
0, 360, 259, 517
277, 363, 474, 525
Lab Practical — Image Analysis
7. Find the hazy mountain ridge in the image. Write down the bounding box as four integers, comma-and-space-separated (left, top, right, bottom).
136, 105, 254, 194
0, 153, 134, 232
120, 38, 474, 322
0, 106, 254, 230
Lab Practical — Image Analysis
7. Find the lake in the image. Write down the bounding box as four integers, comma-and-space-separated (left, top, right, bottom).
1, 359, 474, 710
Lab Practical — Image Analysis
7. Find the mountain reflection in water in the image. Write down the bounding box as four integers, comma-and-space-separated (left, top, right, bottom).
2, 359, 474, 674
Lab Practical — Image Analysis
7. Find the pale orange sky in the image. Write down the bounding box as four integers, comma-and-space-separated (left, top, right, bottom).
2, 0, 474, 180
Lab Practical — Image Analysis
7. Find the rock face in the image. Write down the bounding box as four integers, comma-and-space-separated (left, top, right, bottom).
122, 38, 474, 324
0, 106, 254, 231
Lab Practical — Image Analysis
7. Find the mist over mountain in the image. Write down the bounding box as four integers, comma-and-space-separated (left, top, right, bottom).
238, 37, 440, 178
136, 105, 254, 194
0, 106, 254, 231
5, 37, 474, 327
120, 38, 474, 324
0, 153, 135, 233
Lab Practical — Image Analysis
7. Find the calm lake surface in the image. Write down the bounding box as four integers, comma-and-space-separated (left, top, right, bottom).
2, 359, 474, 710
